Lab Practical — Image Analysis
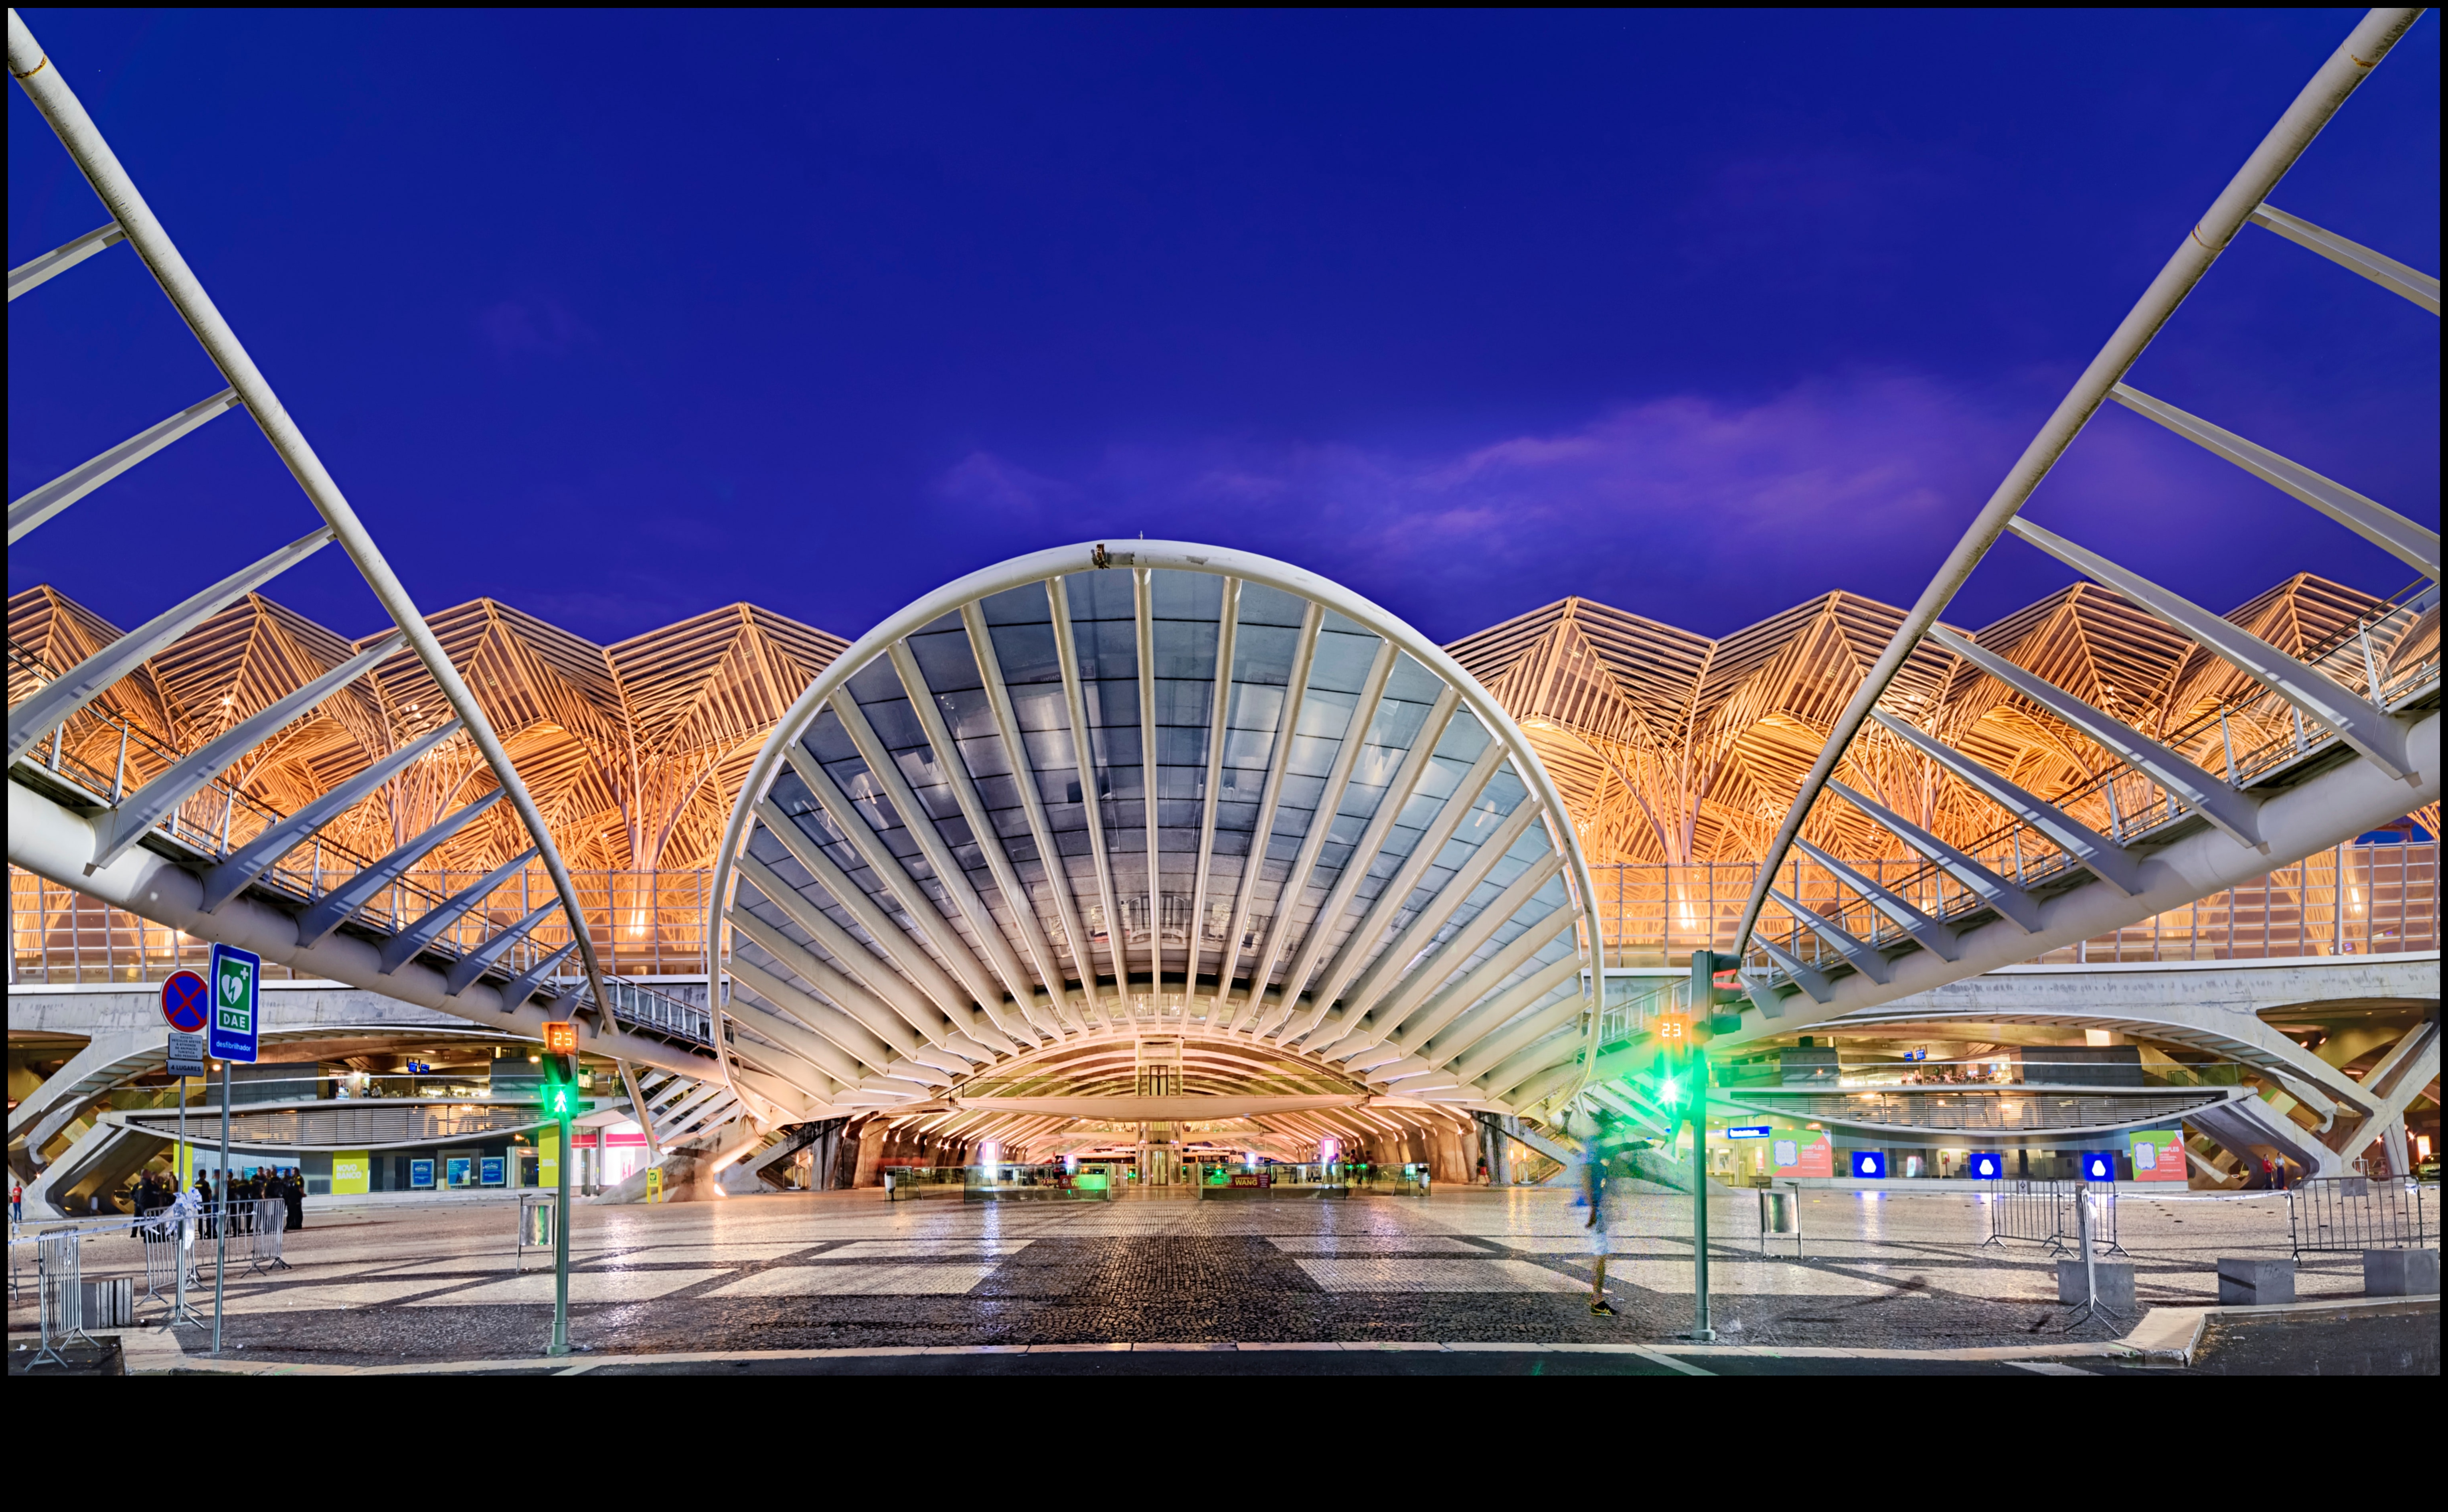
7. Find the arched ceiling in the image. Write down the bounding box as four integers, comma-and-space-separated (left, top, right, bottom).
711, 542, 1607, 1124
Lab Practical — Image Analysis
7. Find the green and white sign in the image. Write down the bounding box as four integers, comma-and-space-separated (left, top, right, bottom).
205, 942, 260, 1063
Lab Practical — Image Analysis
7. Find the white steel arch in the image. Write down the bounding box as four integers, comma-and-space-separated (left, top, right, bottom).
709, 541, 1608, 1125
7, 10, 731, 1155
1690, 8, 2440, 1056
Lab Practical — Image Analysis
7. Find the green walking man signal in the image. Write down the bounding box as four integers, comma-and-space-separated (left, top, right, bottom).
1644, 949, 1749, 1106
537, 1019, 583, 1357
1649, 1012, 1693, 1109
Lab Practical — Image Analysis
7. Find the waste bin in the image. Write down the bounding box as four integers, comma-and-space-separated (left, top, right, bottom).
516, 1194, 555, 1270
1758, 1187, 1802, 1257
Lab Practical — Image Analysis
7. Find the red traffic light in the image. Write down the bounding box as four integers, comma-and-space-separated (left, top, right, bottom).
542, 1021, 578, 1055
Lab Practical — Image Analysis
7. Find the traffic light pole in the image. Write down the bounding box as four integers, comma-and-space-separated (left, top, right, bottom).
550, 1101, 572, 1356
1681, 952, 1720, 1342
1687, 1110, 1713, 1341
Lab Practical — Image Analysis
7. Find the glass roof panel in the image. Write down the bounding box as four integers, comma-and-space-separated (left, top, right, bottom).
728, 555, 1591, 1114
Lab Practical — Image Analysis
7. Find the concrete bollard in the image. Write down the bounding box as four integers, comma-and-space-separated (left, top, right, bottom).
2216, 1256, 2295, 1305
2056, 1259, 2135, 1312
2361, 1248, 2440, 1297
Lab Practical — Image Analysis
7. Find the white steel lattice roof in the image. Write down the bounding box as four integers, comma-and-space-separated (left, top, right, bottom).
710, 541, 1605, 1118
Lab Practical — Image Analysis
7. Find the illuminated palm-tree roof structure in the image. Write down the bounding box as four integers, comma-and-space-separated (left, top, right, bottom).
15, 567, 2424, 969
8, 586, 846, 880
1454, 573, 2429, 876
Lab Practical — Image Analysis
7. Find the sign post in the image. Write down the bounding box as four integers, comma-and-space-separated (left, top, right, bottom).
160, 969, 210, 1332
204, 944, 259, 1356
160, 968, 208, 1186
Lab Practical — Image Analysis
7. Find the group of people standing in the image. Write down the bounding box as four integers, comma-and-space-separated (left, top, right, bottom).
125, 1167, 306, 1231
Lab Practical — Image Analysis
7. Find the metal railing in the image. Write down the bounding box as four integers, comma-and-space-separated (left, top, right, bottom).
965, 1163, 1114, 1200
1584, 839, 2436, 971
2288, 1174, 2434, 1256
12, 833, 2428, 1019
1741, 576, 2441, 980
11, 1201, 289, 1344
1979, 1180, 2122, 1257
28, 1228, 91, 1368
585, 975, 715, 1043
117, 1099, 552, 1149
880, 1166, 967, 1200
9, 638, 715, 1046
1727, 1088, 2219, 1133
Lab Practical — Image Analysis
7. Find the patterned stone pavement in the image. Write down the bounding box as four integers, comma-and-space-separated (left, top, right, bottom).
10, 1184, 2373, 1368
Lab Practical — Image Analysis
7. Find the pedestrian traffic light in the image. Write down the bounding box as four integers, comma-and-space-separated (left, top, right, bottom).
1650, 1013, 1693, 1109
1689, 949, 1748, 1036
538, 1022, 584, 1118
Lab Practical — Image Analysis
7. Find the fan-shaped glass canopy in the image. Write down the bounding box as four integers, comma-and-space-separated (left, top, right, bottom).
709, 542, 1601, 1133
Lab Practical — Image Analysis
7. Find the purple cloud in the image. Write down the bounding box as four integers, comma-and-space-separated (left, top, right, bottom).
927, 360, 2426, 646
941, 373, 2043, 637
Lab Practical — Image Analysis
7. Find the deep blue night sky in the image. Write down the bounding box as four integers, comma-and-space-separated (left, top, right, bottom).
8, 9, 2438, 648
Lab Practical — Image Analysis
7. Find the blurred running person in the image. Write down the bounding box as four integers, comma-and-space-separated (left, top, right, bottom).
1575, 1106, 1618, 1317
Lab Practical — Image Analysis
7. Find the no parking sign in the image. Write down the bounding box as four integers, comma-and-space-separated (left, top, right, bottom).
160, 970, 209, 1032
162, 969, 209, 1076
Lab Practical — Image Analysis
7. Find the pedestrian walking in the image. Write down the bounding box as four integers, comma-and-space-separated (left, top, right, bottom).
1574, 1106, 1619, 1317
9, 1179, 21, 1227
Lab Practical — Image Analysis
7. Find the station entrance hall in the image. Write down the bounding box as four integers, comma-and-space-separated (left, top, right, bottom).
7, 8, 2438, 1376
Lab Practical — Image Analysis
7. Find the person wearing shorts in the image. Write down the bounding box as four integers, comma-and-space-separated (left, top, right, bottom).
1578, 1108, 1616, 1317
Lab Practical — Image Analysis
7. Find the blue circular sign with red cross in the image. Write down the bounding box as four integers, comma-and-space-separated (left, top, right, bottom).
160, 969, 209, 1033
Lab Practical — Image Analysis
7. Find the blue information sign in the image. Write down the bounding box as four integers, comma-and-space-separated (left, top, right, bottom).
205, 942, 261, 1063
1851, 1150, 1888, 1179
1966, 1151, 2006, 1180
1725, 1125, 1773, 1141
409, 1158, 436, 1189
2081, 1151, 2119, 1183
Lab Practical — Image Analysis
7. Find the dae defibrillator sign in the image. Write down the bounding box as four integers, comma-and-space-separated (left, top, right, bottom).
205, 942, 261, 1063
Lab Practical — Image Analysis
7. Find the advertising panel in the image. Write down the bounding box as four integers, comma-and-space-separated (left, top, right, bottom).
1770, 1130, 1833, 1178
330, 1151, 370, 1195
2130, 1128, 2187, 1182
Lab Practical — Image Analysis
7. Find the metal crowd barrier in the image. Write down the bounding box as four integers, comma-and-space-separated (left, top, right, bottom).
12, 1198, 293, 1361
2288, 1175, 2434, 1257
1980, 1180, 2123, 1257
246, 1197, 292, 1273
32, 1229, 91, 1370
136, 1214, 206, 1318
